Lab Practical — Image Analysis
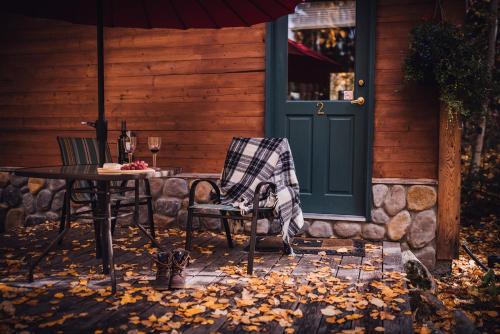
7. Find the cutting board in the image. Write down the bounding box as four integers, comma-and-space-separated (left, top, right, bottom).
97, 168, 156, 175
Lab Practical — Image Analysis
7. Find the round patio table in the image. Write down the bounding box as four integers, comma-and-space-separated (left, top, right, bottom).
14, 164, 160, 293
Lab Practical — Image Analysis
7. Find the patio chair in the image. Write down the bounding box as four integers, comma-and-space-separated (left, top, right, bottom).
186, 137, 304, 275
56, 137, 156, 256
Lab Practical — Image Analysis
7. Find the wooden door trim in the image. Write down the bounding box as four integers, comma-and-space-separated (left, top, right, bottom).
264, 1, 376, 217
364, 0, 376, 217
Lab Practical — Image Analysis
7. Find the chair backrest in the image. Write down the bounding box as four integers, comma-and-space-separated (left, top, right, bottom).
56, 137, 113, 203
57, 137, 112, 165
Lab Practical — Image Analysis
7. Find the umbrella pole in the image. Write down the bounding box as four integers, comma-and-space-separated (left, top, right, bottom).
96, 0, 107, 167
95, 0, 109, 276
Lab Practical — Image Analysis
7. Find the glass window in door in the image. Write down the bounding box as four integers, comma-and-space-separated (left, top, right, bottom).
288, 1, 356, 101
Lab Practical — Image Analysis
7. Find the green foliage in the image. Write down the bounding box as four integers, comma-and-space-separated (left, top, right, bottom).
403, 21, 489, 120
481, 269, 497, 298
461, 148, 500, 223
458, 0, 500, 223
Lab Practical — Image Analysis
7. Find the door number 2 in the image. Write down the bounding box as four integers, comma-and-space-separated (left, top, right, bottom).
316, 101, 325, 116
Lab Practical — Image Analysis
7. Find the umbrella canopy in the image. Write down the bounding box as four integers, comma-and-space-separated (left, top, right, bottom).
5, 0, 300, 28
288, 39, 341, 83
4, 0, 303, 165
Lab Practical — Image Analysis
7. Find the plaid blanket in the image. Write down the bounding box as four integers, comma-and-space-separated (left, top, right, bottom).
219, 137, 304, 246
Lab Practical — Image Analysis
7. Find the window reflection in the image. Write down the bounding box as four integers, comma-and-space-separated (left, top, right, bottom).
288, 1, 356, 101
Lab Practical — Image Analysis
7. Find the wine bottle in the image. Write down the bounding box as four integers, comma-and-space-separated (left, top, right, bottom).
118, 121, 127, 164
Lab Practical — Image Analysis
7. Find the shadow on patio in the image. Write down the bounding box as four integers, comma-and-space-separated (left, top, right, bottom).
0, 222, 412, 333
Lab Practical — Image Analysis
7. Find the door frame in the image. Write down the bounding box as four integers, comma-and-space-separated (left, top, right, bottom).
264, 0, 377, 218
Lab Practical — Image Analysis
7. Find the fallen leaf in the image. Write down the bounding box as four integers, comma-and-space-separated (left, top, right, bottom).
369, 297, 386, 308
321, 306, 342, 316
486, 311, 497, 317
184, 305, 206, 317
0, 301, 15, 315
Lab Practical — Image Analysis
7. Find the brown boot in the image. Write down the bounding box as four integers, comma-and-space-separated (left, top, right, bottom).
170, 248, 190, 289
151, 251, 172, 291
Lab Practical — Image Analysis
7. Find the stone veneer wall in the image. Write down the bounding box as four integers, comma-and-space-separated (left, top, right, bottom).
0, 171, 438, 270
0, 172, 66, 230
301, 180, 438, 270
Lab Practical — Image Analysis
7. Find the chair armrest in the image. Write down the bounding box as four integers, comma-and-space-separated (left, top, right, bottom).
253, 181, 277, 211
189, 178, 221, 206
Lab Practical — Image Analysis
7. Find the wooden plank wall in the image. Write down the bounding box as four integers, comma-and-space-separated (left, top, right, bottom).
373, 0, 440, 179
0, 13, 265, 172
1, 1, 448, 178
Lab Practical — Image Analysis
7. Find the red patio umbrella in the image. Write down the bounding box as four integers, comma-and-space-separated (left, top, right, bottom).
5, 0, 303, 165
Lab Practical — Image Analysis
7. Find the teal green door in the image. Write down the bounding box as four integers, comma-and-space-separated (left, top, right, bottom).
267, 0, 374, 216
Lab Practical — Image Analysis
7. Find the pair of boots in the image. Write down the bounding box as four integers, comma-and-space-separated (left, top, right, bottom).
152, 248, 190, 290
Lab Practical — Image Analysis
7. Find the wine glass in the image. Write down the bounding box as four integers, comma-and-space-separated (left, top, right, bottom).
148, 136, 162, 170
124, 132, 137, 163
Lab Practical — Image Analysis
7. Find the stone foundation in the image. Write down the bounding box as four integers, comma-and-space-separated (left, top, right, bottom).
0, 170, 438, 269
301, 179, 438, 270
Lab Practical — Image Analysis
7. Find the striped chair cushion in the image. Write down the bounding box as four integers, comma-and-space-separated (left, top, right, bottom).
57, 137, 112, 165
57, 137, 113, 202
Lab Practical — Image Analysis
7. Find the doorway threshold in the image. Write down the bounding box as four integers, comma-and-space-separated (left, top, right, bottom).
303, 212, 366, 222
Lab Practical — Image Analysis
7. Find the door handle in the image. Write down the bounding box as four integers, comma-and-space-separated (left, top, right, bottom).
350, 97, 365, 106
316, 101, 325, 115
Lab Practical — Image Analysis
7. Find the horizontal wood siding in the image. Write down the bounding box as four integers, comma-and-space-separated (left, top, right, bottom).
1, 1, 443, 178
373, 0, 439, 179
0, 13, 265, 172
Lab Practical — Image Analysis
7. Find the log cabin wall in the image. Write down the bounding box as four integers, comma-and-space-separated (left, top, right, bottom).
373, 0, 440, 180
0, 13, 265, 171
0, 0, 444, 178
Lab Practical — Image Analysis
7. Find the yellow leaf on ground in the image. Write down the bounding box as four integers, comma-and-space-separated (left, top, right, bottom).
346, 313, 363, 320
0, 301, 15, 315
254, 315, 275, 322
419, 326, 432, 334
54, 293, 64, 299
369, 297, 386, 308
321, 306, 342, 317
486, 311, 498, 317
244, 325, 259, 331
184, 305, 206, 317
380, 311, 396, 321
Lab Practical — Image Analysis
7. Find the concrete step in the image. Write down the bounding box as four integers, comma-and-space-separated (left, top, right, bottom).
303, 212, 366, 223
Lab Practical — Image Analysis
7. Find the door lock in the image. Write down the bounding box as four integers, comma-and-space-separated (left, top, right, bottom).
316, 101, 325, 115
350, 97, 365, 106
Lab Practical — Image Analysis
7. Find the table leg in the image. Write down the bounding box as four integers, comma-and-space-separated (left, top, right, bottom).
91, 201, 103, 259
28, 180, 72, 282
100, 182, 110, 274
134, 180, 139, 228
132, 179, 162, 249
98, 181, 116, 293
104, 188, 116, 294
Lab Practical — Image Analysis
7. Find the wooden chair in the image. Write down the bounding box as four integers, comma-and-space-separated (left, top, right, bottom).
56, 137, 156, 256
185, 179, 277, 275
